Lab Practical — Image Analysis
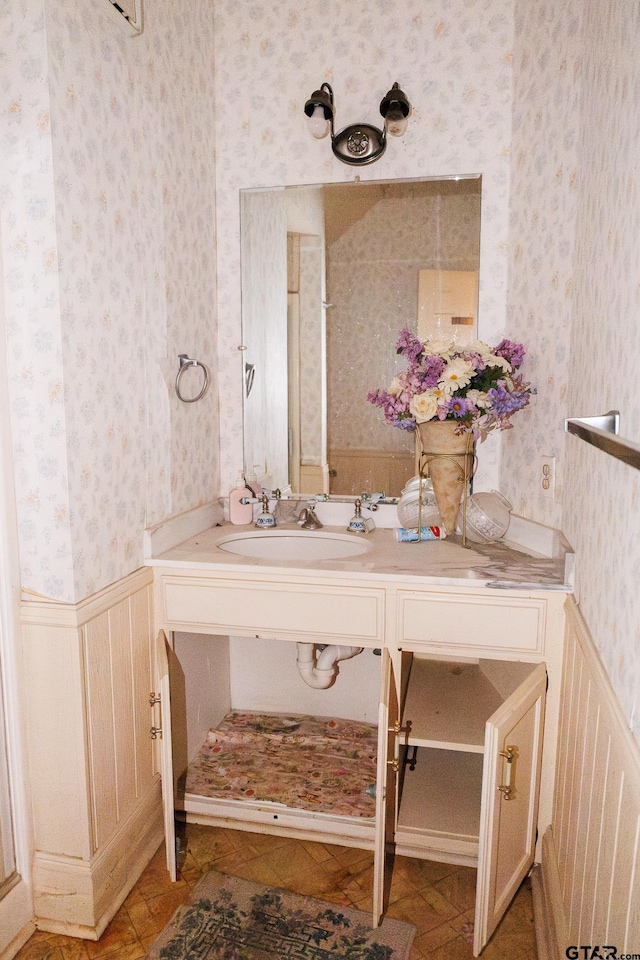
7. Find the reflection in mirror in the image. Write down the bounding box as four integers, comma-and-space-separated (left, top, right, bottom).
241, 177, 481, 498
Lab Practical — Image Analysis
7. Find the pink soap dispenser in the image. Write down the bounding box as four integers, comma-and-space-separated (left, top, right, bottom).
229, 474, 253, 525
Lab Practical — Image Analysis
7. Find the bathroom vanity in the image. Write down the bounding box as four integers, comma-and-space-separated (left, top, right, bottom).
148, 511, 572, 955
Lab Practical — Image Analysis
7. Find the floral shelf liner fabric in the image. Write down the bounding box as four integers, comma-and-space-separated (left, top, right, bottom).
183, 711, 378, 818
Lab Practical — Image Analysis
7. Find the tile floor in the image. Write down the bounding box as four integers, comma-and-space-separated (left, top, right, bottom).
13, 823, 537, 960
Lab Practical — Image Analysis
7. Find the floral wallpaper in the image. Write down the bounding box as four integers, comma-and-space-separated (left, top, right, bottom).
1, 0, 218, 601
213, 0, 515, 497
1, 0, 74, 599
564, 0, 640, 740
507, 0, 640, 741
502, 0, 581, 531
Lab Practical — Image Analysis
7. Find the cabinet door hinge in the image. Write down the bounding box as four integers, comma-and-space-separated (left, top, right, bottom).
389, 719, 412, 739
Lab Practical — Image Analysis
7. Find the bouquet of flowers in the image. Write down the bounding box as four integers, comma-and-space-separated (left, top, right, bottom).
367, 328, 534, 441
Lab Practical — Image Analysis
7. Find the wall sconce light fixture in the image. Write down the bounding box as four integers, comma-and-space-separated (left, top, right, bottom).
304, 82, 411, 166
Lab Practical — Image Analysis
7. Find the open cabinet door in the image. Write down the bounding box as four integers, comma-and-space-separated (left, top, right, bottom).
372, 649, 399, 926
155, 630, 177, 881
473, 662, 546, 955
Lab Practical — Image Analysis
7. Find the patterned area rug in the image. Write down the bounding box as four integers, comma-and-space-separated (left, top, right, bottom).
145, 869, 416, 959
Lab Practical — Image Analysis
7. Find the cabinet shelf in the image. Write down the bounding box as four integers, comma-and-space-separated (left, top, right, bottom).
403, 657, 503, 753
397, 748, 482, 842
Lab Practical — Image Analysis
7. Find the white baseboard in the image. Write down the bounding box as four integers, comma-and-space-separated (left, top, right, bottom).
33, 782, 163, 938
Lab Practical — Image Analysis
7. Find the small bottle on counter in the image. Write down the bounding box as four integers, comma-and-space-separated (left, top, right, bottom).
394, 526, 446, 542
229, 474, 254, 525
245, 468, 263, 499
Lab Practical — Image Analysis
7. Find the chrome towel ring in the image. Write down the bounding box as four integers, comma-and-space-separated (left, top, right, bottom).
175, 354, 210, 403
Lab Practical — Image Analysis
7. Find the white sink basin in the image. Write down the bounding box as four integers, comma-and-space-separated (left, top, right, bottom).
216, 529, 372, 561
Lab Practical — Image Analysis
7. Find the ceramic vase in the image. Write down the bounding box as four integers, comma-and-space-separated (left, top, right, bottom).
416, 420, 474, 535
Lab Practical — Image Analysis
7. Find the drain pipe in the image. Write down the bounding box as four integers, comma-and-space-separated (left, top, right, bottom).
296, 642, 364, 689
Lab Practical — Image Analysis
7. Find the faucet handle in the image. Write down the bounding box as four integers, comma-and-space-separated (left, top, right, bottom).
348, 498, 375, 533
255, 494, 277, 529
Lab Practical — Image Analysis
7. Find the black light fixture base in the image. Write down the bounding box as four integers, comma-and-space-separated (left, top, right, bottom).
331, 123, 387, 165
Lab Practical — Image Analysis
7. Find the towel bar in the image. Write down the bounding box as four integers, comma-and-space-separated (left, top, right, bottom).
564, 410, 640, 470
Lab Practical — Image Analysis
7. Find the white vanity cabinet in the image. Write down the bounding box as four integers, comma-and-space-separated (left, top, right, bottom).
151, 546, 567, 957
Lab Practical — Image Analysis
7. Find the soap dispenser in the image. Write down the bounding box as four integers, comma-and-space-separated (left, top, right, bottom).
229, 474, 253, 525
245, 468, 263, 499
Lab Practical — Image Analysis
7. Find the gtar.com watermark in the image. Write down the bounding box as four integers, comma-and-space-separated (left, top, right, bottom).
566, 948, 640, 960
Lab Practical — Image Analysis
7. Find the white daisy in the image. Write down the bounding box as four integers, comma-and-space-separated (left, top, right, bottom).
438, 357, 475, 394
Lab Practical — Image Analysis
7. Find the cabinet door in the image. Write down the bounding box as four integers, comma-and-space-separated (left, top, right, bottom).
473, 662, 546, 955
155, 630, 177, 881
372, 649, 398, 926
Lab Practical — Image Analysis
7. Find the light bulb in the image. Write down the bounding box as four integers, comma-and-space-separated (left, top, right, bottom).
385, 110, 409, 138
306, 104, 330, 140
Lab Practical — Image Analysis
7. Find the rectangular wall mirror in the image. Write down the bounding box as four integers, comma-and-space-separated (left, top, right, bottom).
241, 176, 482, 498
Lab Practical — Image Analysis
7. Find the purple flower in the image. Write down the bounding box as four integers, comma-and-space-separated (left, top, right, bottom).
419, 354, 447, 386
466, 351, 487, 371
395, 328, 423, 363
366, 389, 416, 429
486, 379, 531, 416
495, 339, 525, 368
396, 416, 417, 430
446, 396, 476, 418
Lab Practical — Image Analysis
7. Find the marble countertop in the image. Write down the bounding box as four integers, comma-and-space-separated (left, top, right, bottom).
147, 514, 574, 591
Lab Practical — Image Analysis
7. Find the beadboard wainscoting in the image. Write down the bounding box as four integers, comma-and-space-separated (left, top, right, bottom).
20, 568, 164, 938
533, 597, 640, 959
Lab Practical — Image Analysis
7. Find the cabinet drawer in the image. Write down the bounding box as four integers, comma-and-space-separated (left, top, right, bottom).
397, 591, 546, 655
161, 576, 384, 643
